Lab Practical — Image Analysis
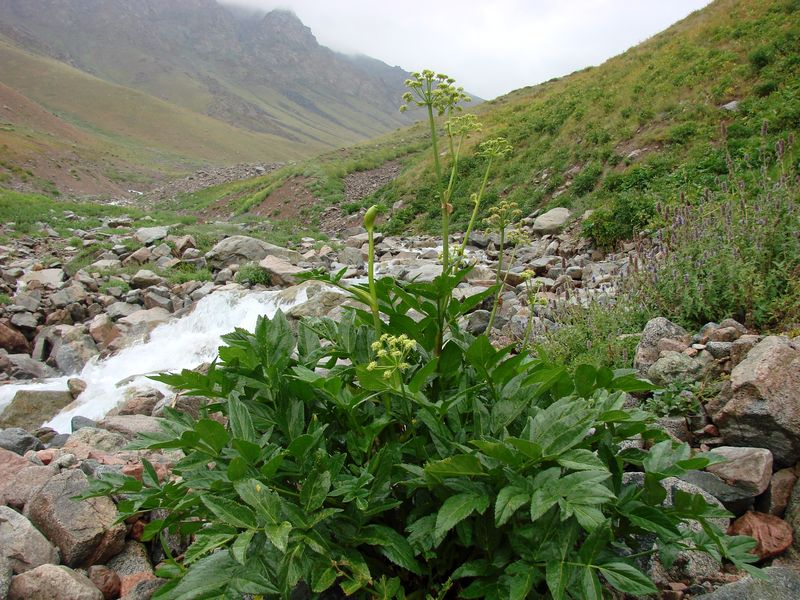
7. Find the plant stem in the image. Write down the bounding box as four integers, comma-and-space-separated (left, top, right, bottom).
460, 156, 493, 257
367, 226, 381, 333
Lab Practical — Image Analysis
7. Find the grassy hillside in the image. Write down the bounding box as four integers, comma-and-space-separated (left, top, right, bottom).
183, 0, 798, 245
0, 34, 325, 195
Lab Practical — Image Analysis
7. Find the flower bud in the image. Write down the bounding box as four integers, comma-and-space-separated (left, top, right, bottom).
364, 205, 379, 231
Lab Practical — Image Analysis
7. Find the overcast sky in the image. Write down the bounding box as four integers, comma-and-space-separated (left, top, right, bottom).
224, 0, 711, 99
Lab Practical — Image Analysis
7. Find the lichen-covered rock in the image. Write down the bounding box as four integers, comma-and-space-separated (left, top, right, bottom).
711, 336, 800, 466
24, 469, 125, 567
634, 317, 689, 374
693, 566, 800, 599
0, 390, 74, 431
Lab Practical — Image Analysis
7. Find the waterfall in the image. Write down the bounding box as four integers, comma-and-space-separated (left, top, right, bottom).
0, 288, 308, 433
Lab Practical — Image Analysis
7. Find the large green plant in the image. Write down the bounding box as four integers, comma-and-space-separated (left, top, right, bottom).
80, 72, 760, 599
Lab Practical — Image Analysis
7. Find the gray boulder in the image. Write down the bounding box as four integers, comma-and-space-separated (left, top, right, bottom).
134, 226, 169, 245
531, 207, 571, 235
0, 390, 74, 432
205, 235, 300, 268
0, 505, 60, 573
0, 556, 10, 600
711, 336, 800, 466
25, 470, 126, 567
647, 351, 705, 385
694, 567, 800, 599
634, 317, 689, 374
0, 351, 57, 379
20, 268, 65, 288
0, 428, 44, 454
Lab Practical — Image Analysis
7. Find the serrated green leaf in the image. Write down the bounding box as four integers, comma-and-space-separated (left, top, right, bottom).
231, 530, 255, 564
195, 418, 229, 455
265, 522, 292, 552
557, 449, 607, 472
435, 492, 489, 543
495, 485, 529, 526
580, 566, 603, 600
545, 560, 570, 600
227, 457, 249, 481
227, 396, 256, 442
598, 561, 658, 596
425, 454, 485, 481
358, 524, 422, 574
183, 525, 237, 565
202, 495, 256, 529
311, 564, 338, 593
301, 469, 331, 512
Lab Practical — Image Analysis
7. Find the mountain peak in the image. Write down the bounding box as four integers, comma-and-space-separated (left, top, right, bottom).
257, 8, 317, 48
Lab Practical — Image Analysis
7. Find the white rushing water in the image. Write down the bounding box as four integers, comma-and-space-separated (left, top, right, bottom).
0, 288, 307, 433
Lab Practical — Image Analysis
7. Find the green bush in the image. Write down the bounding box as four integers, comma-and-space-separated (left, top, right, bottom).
571, 163, 603, 197
234, 263, 271, 286
635, 142, 800, 329
582, 192, 656, 249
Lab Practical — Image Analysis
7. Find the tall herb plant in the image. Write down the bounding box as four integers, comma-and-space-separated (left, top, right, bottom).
80, 72, 760, 599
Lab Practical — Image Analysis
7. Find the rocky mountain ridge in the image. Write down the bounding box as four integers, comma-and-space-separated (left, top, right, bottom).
0, 0, 415, 140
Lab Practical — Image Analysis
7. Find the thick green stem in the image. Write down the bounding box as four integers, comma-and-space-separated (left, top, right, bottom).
426, 102, 448, 273
367, 227, 381, 333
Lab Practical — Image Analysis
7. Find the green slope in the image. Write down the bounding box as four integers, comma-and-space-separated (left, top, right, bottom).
185, 0, 798, 244
0, 35, 317, 173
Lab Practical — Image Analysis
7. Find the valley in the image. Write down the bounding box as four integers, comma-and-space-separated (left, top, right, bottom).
0, 0, 798, 598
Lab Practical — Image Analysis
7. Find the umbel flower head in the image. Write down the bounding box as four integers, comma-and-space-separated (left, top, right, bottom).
478, 137, 513, 160
400, 69, 471, 115
368, 334, 415, 379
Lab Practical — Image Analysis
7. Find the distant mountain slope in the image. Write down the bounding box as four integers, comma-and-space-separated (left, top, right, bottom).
0, 0, 416, 144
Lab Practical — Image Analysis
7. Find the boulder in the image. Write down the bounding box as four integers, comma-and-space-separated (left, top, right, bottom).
0, 322, 30, 354
50, 285, 87, 308
258, 255, 304, 286
20, 268, 65, 288
117, 307, 170, 337
0, 556, 10, 600
0, 427, 44, 454
8, 564, 104, 600
531, 207, 571, 235
711, 336, 800, 466
131, 270, 164, 289
53, 335, 99, 374
122, 247, 151, 266
693, 566, 800, 599
757, 468, 798, 517
705, 446, 773, 497
623, 473, 726, 586
106, 302, 139, 320
205, 235, 300, 268
134, 226, 169, 245
64, 427, 129, 455
87, 565, 121, 600
98, 415, 165, 439
0, 390, 74, 431
25, 469, 126, 567
0, 464, 58, 509
728, 511, 792, 560
337, 246, 365, 267
634, 317, 690, 374
0, 505, 60, 573
89, 314, 121, 348
0, 352, 57, 379
89, 259, 122, 271
647, 351, 706, 385
10, 311, 38, 330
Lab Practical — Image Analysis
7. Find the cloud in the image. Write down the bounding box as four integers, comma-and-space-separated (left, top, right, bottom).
222, 0, 711, 98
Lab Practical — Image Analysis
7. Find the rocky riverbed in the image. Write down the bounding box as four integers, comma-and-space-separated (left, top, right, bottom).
1, 206, 800, 599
